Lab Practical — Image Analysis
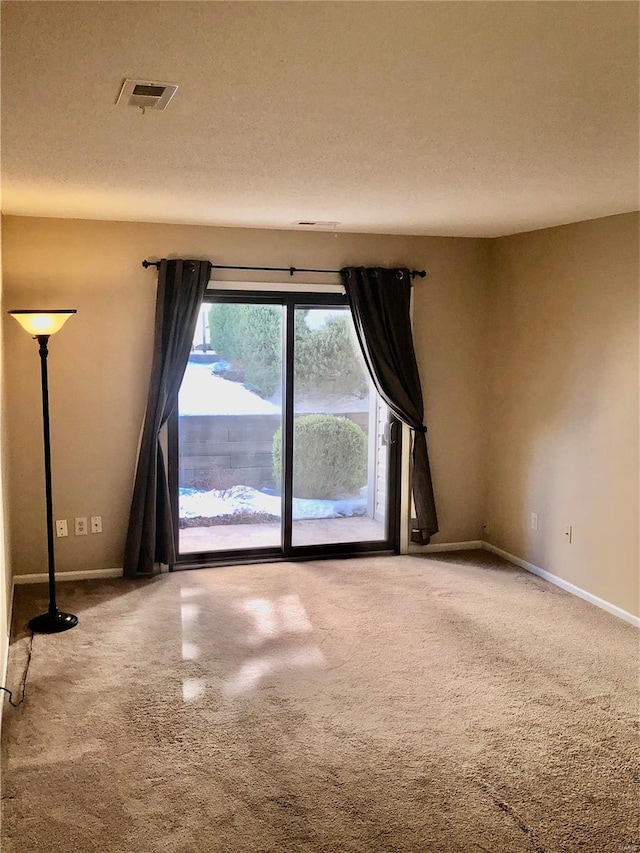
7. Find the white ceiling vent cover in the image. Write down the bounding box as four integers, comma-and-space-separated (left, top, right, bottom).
116, 79, 178, 111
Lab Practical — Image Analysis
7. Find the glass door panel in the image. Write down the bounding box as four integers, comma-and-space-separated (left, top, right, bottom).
291, 306, 389, 548
177, 302, 283, 554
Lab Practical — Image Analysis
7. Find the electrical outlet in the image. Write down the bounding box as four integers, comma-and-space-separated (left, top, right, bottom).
90, 516, 102, 534
529, 512, 539, 531
55, 519, 68, 538
564, 525, 573, 544
74, 517, 88, 536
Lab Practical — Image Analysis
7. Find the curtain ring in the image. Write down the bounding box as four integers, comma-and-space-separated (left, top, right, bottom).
371, 270, 377, 278
345, 269, 352, 279
396, 270, 404, 280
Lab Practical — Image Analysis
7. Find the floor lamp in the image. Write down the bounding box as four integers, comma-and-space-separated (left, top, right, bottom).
9, 309, 79, 633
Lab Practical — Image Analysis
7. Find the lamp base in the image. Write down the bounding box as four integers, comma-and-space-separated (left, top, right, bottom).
29, 610, 78, 634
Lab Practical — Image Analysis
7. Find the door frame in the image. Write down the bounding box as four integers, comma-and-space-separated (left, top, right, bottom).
168, 289, 402, 569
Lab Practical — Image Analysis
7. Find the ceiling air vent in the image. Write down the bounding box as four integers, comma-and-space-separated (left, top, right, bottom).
116, 79, 178, 112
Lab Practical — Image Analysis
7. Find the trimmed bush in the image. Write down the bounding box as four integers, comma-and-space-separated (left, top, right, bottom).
208, 303, 282, 398
208, 303, 367, 400
272, 414, 367, 499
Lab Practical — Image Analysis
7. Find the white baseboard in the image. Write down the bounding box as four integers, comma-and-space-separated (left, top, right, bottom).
412, 539, 483, 553
0, 626, 9, 725
482, 542, 640, 628
409, 537, 638, 627
9, 545, 639, 628
1, 579, 14, 733
0, 632, 8, 737
13, 567, 123, 585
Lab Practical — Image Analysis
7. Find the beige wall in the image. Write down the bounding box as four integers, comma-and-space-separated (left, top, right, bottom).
485, 213, 639, 617
4, 213, 635, 617
1, 216, 490, 577
0, 217, 11, 696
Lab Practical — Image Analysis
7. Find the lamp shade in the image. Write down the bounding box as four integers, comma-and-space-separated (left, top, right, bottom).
8, 310, 77, 336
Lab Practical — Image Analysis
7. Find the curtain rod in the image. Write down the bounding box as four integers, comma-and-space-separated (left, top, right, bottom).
141, 260, 426, 279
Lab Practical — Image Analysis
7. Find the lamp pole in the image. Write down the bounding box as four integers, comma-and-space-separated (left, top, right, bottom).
39, 335, 57, 612
28, 333, 78, 633
9, 310, 78, 633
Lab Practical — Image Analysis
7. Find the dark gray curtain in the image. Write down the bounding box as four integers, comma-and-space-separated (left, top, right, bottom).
341, 266, 438, 544
123, 259, 212, 578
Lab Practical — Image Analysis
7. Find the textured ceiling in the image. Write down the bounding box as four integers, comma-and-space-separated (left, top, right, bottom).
1, 1, 638, 237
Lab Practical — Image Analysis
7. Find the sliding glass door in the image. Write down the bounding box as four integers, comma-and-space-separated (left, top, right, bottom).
291, 305, 390, 548
170, 291, 400, 566
176, 300, 284, 553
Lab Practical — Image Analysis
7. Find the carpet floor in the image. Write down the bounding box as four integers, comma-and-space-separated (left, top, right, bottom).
1, 551, 638, 852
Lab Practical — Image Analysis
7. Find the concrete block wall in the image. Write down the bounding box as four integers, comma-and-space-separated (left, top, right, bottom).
178, 412, 369, 492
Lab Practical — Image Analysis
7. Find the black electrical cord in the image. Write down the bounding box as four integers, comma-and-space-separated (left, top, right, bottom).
0, 632, 34, 707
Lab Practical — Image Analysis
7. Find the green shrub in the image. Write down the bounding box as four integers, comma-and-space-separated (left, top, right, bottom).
294, 314, 367, 397
208, 303, 282, 398
208, 304, 367, 400
272, 415, 367, 499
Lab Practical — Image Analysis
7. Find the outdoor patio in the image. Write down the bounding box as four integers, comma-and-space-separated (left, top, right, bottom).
180, 516, 386, 553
